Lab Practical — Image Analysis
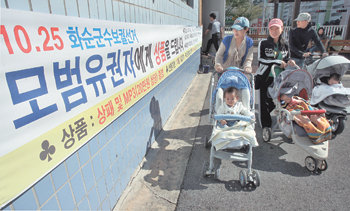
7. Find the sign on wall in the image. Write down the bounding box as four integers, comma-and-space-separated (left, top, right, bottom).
0, 8, 202, 208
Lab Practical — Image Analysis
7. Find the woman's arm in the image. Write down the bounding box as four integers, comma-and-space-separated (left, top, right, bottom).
312, 29, 326, 53
243, 47, 254, 73
214, 42, 226, 72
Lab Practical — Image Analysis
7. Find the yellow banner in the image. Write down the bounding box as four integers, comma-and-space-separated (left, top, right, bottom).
0, 43, 201, 206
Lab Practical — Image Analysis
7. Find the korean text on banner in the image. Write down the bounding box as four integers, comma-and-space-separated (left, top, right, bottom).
0, 8, 202, 208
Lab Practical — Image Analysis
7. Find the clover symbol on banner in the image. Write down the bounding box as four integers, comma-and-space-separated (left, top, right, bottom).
40, 140, 56, 162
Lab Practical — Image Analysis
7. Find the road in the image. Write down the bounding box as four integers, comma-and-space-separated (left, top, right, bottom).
176, 73, 350, 210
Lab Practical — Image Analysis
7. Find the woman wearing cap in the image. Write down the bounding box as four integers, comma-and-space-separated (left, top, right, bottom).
214, 17, 254, 74
255, 18, 296, 136
289, 12, 327, 68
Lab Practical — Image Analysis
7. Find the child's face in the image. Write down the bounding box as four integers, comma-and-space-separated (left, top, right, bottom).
280, 94, 292, 104
328, 76, 340, 85
224, 92, 238, 107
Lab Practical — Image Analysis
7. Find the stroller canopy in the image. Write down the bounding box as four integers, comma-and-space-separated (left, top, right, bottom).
213, 67, 253, 108
308, 55, 350, 80
268, 69, 313, 101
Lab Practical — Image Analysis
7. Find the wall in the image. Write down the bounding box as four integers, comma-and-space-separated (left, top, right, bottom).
1, 0, 200, 210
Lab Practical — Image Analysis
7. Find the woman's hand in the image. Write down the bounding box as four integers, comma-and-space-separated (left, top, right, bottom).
303, 52, 311, 58
215, 64, 224, 73
280, 61, 287, 69
244, 66, 252, 73
287, 60, 296, 67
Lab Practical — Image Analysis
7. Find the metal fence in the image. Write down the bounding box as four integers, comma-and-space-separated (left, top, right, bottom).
225, 25, 347, 41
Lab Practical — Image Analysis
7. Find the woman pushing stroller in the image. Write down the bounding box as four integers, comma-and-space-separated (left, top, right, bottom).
255, 18, 297, 137
214, 17, 254, 74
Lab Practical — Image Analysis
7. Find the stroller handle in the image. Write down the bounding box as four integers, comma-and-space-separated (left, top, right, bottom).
291, 109, 326, 116
214, 114, 253, 123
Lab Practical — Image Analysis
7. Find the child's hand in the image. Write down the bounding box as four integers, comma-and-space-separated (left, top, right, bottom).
310, 114, 321, 123
220, 120, 227, 125
250, 117, 256, 123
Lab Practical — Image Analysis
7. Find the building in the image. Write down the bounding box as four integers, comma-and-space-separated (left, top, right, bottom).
276, 0, 349, 26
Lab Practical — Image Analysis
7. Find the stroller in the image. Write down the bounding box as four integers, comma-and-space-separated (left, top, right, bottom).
267, 68, 329, 173
306, 55, 350, 138
204, 68, 260, 187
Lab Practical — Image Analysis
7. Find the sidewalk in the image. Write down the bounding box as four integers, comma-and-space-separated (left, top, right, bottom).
113, 71, 213, 210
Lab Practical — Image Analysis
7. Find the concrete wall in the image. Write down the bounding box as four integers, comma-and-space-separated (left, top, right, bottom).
1, 0, 200, 210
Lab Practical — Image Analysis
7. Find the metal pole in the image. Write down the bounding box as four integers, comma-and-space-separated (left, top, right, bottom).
346, 15, 350, 40
273, 0, 278, 18
292, 0, 301, 28
262, 0, 266, 27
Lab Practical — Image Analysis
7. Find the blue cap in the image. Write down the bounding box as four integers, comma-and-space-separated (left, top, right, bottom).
231, 17, 249, 30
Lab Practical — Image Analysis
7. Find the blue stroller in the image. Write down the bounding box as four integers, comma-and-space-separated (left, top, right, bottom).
204, 68, 260, 187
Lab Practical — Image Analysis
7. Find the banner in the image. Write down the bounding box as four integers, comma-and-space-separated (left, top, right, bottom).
0, 8, 201, 207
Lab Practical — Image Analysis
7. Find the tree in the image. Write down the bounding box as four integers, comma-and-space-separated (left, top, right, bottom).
225, 0, 263, 26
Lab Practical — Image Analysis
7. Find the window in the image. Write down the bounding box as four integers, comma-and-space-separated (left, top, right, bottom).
182, 0, 193, 8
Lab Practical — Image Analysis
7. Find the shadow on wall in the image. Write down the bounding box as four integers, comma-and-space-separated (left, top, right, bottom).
146, 96, 163, 155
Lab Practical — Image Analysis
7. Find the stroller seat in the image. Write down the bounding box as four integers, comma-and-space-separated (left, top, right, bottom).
205, 69, 260, 187
209, 86, 258, 150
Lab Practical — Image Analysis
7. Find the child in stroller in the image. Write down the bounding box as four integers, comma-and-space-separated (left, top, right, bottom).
268, 68, 329, 173
204, 68, 260, 187
280, 94, 332, 144
217, 87, 254, 128
307, 55, 350, 138
321, 73, 341, 85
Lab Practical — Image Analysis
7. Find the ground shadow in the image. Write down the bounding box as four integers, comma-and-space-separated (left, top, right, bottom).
189, 108, 209, 117
251, 125, 311, 177
142, 96, 213, 191
142, 124, 211, 191
181, 123, 311, 192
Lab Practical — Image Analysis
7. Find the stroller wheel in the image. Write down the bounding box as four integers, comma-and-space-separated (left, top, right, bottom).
262, 127, 272, 142
204, 167, 215, 177
205, 136, 211, 148
332, 116, 345, 136
318, 160, 328, 171
252, 170, 261, 187
214, 169, 220, 179
239, 170, 247, 187
305, 156, 317, 172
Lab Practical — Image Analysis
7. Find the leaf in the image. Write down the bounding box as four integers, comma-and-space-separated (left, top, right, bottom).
225, 0, 263, 26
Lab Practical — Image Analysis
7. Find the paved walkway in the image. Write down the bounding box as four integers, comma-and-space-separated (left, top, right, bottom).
114, 51, 350, 210
113, 70, 213, 210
